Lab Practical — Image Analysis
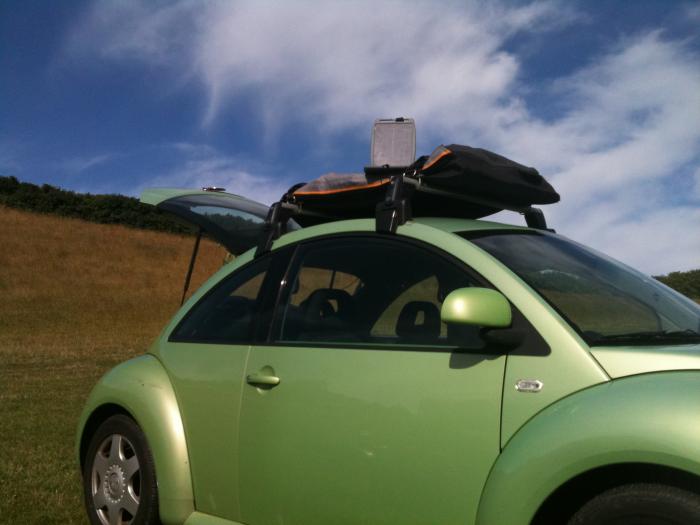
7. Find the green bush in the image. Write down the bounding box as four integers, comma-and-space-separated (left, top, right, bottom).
0, 175, 192, 234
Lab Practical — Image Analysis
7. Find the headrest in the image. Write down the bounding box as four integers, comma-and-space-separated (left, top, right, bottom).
396, 301, 441, 342
302, 288, 354, 321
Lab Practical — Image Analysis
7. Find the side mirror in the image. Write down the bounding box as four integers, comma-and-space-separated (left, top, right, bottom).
441, 287, 512, 329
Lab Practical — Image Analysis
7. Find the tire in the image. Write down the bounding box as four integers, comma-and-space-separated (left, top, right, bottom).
82, 414, 160, 525
568, 483, 700, 525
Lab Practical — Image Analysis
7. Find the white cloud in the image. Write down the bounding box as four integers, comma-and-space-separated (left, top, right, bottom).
138, 143, 291, 205
66, 0, 564, 135
64, 1, 700, 273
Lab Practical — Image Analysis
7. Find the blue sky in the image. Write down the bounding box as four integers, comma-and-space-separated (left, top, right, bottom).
1, 0, 699, 274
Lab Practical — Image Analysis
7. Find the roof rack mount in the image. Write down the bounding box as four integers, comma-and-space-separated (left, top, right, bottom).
255, 171, 551, 257
376, 171, 549, 233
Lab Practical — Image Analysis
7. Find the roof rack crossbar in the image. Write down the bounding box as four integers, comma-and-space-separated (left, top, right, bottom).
375, 174, 551, 232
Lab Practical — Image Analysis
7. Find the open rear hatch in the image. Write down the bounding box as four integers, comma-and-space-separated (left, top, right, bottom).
141, 188, 299, 303
141, 188, 299, 255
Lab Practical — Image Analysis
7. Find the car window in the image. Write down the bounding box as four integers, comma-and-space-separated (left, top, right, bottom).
275, 237, 481, 348
465, 231, 700, 346
171, 258, 270, 343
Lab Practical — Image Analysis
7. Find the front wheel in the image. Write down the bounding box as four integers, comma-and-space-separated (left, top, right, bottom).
82, 414, 160, 525
568, 483, 700, 525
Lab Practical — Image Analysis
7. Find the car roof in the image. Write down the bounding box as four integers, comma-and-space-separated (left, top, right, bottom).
271, 216, 531, 251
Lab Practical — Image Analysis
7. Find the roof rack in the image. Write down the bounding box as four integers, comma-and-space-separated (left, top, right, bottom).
254, 170, 551, 257
376, 170, 549, 234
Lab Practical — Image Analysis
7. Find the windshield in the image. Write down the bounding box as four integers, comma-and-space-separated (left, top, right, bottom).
463, 231, 700, 346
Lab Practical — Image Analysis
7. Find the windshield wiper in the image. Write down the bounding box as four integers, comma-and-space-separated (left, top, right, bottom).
590, 329, 700, 346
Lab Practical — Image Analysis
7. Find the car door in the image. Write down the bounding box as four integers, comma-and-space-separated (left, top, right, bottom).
153, 249, 292, 521
237, 235, 507, 525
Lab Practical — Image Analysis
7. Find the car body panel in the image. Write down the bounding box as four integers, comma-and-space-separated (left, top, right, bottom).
141, 188, 253, 207
239, 344, 505, 525
78, 211, 700, 525
277, 218, 608, 447
476, 371, 700, 525
76, 355, 195, 525
591, 344, 700, 378
389, 222, 610, 446
148, 248, 257, 521
150, 340, 250, 520
157, 218, 610, 489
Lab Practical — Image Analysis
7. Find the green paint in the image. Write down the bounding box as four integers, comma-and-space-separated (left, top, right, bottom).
77, 213, 700, 525
441, 287, 512, 328
477, 372, 700, 525
76, 355, 195, 525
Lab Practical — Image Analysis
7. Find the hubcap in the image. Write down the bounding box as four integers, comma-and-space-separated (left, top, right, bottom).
90, 434, 141, 525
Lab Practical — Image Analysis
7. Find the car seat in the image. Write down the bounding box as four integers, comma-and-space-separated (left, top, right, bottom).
396, 301, 441, 344
299, 288, 357, 341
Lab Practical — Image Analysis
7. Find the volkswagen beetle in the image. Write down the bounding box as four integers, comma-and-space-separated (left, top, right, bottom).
77, 188, 700, 525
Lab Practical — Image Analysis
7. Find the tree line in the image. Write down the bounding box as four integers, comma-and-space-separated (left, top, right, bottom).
0, 175, 192, 234
655, 270, 700, 302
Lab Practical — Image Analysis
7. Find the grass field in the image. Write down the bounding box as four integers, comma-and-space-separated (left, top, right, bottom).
0, 206, 225, 524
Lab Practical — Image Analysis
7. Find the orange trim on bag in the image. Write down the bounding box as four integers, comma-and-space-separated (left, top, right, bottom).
421, 147, 452, 171
294, 179, 390, 196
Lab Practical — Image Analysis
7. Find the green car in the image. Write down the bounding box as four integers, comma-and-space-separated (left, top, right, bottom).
77, 188, 700, 525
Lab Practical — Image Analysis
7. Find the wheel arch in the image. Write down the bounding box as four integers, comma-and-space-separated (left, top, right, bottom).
476, 371, 700, 525
76, 354, 194, 525
78, 402, 132, 469
531, 462, 700, 524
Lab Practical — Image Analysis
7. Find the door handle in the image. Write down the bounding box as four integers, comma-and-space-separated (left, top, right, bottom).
246, 373, 280, 387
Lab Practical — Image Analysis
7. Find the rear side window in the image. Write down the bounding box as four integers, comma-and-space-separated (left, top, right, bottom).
171, 258, 270, 343
275, 237, 481, 348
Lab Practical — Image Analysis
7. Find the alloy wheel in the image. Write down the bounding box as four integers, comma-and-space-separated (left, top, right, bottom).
90, 433, 141, 525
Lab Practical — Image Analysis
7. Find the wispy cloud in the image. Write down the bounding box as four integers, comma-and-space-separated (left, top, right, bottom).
686, 3, 700, 22
64, 1, 700, 273
65, 0, 570, 133
60, 153, 114, 174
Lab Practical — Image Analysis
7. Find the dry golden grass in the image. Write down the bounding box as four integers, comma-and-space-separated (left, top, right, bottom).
0, 206, 225, 524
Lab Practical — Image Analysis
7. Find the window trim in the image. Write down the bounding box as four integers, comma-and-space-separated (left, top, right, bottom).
167, 246, 293, 344
165, 230, 548, 355
265, 232, 496, 352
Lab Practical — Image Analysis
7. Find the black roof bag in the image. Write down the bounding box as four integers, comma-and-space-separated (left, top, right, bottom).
289, 144, 559, 226
419, 144, 559, 206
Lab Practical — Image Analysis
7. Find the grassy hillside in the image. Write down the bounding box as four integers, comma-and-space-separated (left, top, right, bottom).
0, 206, 225, 524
